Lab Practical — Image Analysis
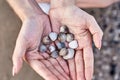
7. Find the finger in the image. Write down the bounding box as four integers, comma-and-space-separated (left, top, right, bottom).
68, 58, 76, 80
75, 50, 86, 80
41, 60, 67, 80
83, 46, 94, 80
56, 57, 70, 75
12, 37, 26, 76
40, 53, 50, 59
48, 58, 70, 80
87, 16, 103, 49
28, 59, 58, 80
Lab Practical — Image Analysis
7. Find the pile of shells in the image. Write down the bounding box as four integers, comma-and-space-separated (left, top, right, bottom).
39, 25, 78, 60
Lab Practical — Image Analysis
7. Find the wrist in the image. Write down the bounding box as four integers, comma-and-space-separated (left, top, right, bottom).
50, 0, 76, 9
22, 13, 46, 22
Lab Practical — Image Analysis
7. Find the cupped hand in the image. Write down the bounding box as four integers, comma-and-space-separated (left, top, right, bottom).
49, 6, 103, 80
12, 14, 70, 80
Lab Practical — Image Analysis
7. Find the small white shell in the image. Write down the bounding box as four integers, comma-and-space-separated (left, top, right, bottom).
59, 48, 68, 56
42, 36, 51, 45
68, 40, 78, 49
56, 42, 66, 49
39, 44, 47, 53
60, 25, 69, 33
49, 45, 56, 52
51, 51, 59, 58
63, 48, 75, 60
66, 33, 74, 42
58, 32, 66, 42
49, 32, 58, 41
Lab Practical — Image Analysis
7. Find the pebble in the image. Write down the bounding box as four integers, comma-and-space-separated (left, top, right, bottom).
66, 33, 74, 42
49, 45, 56, 52
39, 44, 47, 53
60, 25, 69, 33
58, 32, 66, 42
56, 42, 66, 49
49, 32, 58, 41
42, 36, 51, 45
59, 48, 68, 56
68, 40, 78, 49
63, 48, 75, 60
51, 51, 59, 58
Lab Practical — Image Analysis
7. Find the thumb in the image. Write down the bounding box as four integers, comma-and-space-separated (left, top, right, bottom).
12, 37, 26, 76
87, 16, 103, 49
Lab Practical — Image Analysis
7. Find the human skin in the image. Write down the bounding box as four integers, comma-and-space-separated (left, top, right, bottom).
49, 0, 103, 80
7, 0, 71, 80
36, 0, 120, 8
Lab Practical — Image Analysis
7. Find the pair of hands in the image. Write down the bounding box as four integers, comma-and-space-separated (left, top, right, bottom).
12, 2, 104, 80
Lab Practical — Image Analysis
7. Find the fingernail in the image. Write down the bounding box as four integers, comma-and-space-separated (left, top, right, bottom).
98, 47, 101, 50
98, 40, 102, 50
12, 66, 16, 76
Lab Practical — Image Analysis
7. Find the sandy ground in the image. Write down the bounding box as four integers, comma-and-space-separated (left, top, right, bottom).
0, 0, 43, 80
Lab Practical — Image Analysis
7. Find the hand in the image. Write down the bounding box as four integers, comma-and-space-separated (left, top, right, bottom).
49, 5, 103, 80
12, 14, 70, 80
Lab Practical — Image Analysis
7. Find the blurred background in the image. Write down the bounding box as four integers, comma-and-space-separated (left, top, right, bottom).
85, 2, 120, 80
0, 0, 119, 80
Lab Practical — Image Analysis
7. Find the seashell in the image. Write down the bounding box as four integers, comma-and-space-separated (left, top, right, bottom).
39, 44, 47, 53
66, 33, 74, 42
42, 36, 51, 45
68, 40, 78, 49
63, 48, 75, 60
49, 32, 58, 41
49, 45, 56, 52
59, 48, 68, 56
51, 51, 59, 58
56, 42, 66, 49
58, 32, 66, 42
60, 25, 69, 33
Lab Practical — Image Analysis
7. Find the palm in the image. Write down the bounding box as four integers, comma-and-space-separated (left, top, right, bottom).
13, 15, 70, 80
50, 6, 93, 49
49, 6, 103, 80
